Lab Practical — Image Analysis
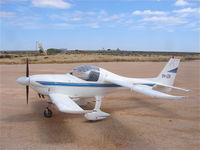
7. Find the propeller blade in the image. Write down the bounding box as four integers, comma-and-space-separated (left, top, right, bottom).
26, 58, 29, 104
26, 58, 29, 77
26, 85, 29, 104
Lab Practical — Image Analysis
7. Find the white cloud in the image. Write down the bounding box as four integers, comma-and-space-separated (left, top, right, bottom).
54, 23, 74, 29
167, 29, 175, 32
86, 11, 96, 16
186, 22, 197, 27
6, 15, 44, 29
86, 23, 100, 29
70, 17, 82, 21
49, 10, 126, 26
173, 7, 200, 14
195, 27, 200, 31
132, 10, 167, 15
99, 10, 107, 16
143, 16, 186, 24
0, 11, 15, 18
9, 22, 32, 27
32, 0, 71, 9
102, 14, 125, 22
175, 0, 190, 6
0, 0, 27, 4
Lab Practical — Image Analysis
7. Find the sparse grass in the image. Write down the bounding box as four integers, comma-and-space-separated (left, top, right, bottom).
0, 54, 199, 64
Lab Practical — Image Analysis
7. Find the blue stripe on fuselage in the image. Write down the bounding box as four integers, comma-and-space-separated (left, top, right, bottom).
36, 81, 156, 88
141, 84, 155, 87
36, 81, 122, 87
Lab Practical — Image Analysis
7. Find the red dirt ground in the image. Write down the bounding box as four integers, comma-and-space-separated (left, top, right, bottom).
0, 61, 199, 150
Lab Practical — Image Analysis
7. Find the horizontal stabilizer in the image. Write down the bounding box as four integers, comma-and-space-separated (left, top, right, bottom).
154, 82, 190, 92
105, 78, 187, 99
131, 86, 186, 99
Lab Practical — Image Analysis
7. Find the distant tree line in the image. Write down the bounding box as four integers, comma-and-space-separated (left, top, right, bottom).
47, 48, 66, 54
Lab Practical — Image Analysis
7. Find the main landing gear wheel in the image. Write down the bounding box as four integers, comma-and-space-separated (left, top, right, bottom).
44, 107, 53, 118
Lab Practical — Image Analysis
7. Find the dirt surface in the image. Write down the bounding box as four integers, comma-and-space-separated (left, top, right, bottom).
0, 61, 199, 150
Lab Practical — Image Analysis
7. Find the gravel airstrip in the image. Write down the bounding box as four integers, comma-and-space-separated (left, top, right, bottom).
0, 61, 199, 150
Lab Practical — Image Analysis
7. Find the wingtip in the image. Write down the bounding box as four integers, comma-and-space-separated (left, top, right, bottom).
183, 89, 191, 92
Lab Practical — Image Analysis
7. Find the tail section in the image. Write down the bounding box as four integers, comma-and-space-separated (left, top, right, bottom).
150, 58, 180, 93
156, 58, 180, 86
147, 58, 189, 93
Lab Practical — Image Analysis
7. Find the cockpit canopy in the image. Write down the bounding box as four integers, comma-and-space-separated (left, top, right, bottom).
70, 65, 100, 81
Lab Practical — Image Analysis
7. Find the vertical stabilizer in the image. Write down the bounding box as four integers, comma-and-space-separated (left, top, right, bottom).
156, 58, 180, 86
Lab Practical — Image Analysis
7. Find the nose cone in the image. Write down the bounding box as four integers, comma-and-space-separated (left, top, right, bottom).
16, 76, 30, 85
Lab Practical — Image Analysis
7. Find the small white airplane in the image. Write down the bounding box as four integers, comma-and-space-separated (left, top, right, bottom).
16, 58, 189, 121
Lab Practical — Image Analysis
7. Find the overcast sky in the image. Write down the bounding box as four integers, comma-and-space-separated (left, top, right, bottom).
0, 0, 199, 52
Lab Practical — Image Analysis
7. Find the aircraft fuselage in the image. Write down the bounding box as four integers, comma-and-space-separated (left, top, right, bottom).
29, 74, 125, 98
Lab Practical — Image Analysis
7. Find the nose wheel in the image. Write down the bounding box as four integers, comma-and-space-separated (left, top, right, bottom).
44, 107, 53, 118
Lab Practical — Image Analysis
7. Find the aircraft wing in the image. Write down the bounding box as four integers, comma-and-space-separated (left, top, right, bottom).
105, 78, 187, 99
49, 93, 85, 114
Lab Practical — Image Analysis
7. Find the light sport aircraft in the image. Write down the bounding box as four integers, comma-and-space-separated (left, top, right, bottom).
16, 58, 189, 121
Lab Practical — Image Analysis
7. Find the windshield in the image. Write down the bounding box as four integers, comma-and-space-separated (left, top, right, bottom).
70, 65, 100, 81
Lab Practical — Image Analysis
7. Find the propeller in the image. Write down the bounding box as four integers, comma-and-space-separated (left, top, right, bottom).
26, 58, 29, 104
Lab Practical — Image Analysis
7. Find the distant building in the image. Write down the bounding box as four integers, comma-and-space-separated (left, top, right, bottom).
47, 48, 65, 54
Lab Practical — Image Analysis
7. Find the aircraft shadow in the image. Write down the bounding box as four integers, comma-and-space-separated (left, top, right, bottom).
31, 100, 77, 144
1, 96, 179, 147
132, 97, 179, 116
83, 98, 140, 113
83, 116, 153, 150
97, 96, 179, 117
1, 100, 77, 144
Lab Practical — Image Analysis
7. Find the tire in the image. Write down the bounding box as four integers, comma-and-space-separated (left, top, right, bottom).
44, 108, 53, 118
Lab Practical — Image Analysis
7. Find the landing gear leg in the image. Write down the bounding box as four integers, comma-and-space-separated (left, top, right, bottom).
43, 101, 53, 118
84, 96, 110, 121
94, 96, 103, 111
